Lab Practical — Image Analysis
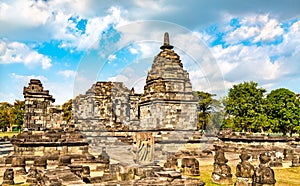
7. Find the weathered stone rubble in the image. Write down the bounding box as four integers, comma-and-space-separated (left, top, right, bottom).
235, 151, 255, 186
253, 153, 276, 186
9, 126, 91, 161
291, 154, 300, 167
218, 129, 300, 164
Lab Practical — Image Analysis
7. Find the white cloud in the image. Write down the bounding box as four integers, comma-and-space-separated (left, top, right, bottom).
281, 19, 300, 55
58, 70, 76, 78
108, 54, 116, 61
0, 1, 50, 27
202, 16, 300, 93
0, 1, 128, 51
224, 14, 284, 44
210, 44, 282, 81
0, 39, 52, 69
58, 6, 128, 50
253, 15, 284, 42
0, 91, 18, 104
129, 47, 138, 54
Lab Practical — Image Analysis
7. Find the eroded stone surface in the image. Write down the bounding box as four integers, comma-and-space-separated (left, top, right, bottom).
23, 79, 55, 130
235, 151, 254, 186
212, 145, 232, 185
2, 168, 14, 186
253, 153, 276, 186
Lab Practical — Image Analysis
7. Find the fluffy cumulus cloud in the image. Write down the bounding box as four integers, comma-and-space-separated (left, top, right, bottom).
200, 15, 300, 92
59, 6, 128, 50
0, 0, 128, 51
224, 15, 284, 45
0, 39, 52, 69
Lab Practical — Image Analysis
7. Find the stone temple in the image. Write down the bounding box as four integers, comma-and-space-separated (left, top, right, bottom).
73, 32, 200, 163
23, 79, 55, 130
74, 33, 198, 132
139, 32, 198, 131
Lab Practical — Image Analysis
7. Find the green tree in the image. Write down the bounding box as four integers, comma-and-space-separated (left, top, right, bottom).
12, 100, 25, 131
266, 88, 300, 136
224, 81, 267, 132
0, 100, 24, 131
62, 99, 73, 123
0, 102, 12, 131
194, 91, 221, 131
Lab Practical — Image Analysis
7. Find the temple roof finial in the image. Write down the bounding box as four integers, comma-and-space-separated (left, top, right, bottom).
160, 32, 174, 50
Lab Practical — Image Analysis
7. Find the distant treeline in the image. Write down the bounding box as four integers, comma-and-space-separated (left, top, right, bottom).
195, 81, 300, 136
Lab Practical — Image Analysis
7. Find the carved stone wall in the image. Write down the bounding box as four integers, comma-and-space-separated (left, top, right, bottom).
23, 79, 55, 130
73, 82, 132, 131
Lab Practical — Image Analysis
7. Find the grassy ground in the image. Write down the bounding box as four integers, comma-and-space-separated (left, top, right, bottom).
0, 132, 19, 138
273, 167, 300, 186
198, 164, 300, 186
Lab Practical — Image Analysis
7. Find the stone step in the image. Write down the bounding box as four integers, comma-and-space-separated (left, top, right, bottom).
0, 142, 13, 157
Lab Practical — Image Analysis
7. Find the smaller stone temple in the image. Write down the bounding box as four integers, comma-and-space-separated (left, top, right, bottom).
23, 79, 55, 130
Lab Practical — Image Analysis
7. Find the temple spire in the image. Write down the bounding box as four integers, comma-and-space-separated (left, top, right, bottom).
160, 32, 174, 50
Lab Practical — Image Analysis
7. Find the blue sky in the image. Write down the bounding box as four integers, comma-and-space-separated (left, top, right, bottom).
0, 0, 300, 104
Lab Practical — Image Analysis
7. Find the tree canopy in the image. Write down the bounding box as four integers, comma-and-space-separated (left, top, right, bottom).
62, 99, 73, 123
266, 88, 300, 135
222, 81, 300, 135
0, 100, 24, 131
194, 91, 223, 133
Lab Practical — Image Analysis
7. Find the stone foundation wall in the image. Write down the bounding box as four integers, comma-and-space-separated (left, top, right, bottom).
219, 140, 300, 159
139, 101, 198, 131
13, 145, 89, 158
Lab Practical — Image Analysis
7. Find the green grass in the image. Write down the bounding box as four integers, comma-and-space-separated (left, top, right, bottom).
0, 132, 19, 138
198, 164, 234, 186
273, 167, 300, 186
